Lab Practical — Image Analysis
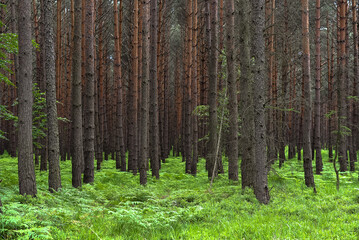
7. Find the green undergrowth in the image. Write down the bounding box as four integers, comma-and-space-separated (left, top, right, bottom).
1, 151, 359, 239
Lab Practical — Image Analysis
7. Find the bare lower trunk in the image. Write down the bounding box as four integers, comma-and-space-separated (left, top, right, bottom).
71, 0, 84, 188
252, 0, 270, 204
150, 0, 160, 178
226, 0, 238, 181
140, 0, 150, 185
44, 0, 61, 191
239, 0, 254, 188
314, 0, 323, 174
301, 0, 315, 188
83, 0, 95, 184
17, 0, 37, 196
207, 0, 218, 179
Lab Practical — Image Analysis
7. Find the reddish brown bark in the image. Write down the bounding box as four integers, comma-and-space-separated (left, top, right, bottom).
314, 0, 323, 174
301, 0, 315, 188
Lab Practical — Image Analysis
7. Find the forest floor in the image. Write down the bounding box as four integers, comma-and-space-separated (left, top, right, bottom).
1, 151, 359, 239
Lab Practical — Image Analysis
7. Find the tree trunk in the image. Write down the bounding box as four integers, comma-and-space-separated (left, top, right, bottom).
207, 0, 218, 179
239, 0, 254, 188
139, 0, 150, 185
301, 0, 315, 188
71, 0, 84, 188
114, 0, 126, 171
327, 17, 334, 162
18, 0, 37, 196
96, 0, 104, 170
226, 0, 238, 181
278, 0, 289, 168
314, 0, 323, 174
128, 0, 139, 174
150, 0, 160, 178
44, 0, 61, 192
83, 0, 95, 183
350, 0, 358, 171
252, 0, 270, 204
191, 0, 199, 176
265, 0, 277, 164
337, 0, 348, 172
185, 0, 193, 174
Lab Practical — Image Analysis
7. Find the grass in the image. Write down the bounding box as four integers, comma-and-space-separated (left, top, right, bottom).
1, 150, 359, 239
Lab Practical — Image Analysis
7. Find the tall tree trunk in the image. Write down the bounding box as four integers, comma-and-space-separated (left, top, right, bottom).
185, 0, 193, 174
278, 0, 289, 168
140, 0, 150, 185
226, 0, 238, 181
314, 0, 323, 174
96, 0, 104, 170
265, 0, 277, 164
114, 0, 126, 171
71, 0, 84, 188
56, 0, 62, 102
337, 0, 348, 172
83, 0, 95, 183
350, 0, 358, 171
301, 0, 315, 188
17, 0, 37, 196
128, 0, 139, 174
44, 0, 61, 192
252, 0, 270, 204
150, 0, 160, 178
39, 0, 48, 171
239, 0, 254, 188
8, 0, 17, 158
207, 0, 218, 179
327, 17, 334, 162
191, 0, 199, 176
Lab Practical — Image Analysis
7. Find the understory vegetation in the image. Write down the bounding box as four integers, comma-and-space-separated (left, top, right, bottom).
1, 151, 359, 239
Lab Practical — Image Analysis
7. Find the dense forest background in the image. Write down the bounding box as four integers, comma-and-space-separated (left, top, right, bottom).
1, 0, 359, 238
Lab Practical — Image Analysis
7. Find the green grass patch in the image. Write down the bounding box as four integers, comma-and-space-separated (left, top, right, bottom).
1, 151, 359, 239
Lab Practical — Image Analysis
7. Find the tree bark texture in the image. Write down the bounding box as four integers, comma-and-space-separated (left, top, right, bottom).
140, 0, 150, 185
17, 0, 37, 196
71, 0, 84, 188
207, 0, 218, 179
314, 0, 323, 174
252, 0, 270, 204
44, 0, 62, 191
301, 0, 315, 187
150, 0, 160, 178
225, 0, 238, 181
83, 0, 95, 183
239, 0, 254, 188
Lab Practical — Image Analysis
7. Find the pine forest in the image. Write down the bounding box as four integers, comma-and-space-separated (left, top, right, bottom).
1, 0, 359, 239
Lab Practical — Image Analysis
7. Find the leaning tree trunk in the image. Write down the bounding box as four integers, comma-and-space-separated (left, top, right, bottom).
17, 0, 37, 196
252, 0, 270, 204
44, 0, 61, 192
301, 0, 315, 188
